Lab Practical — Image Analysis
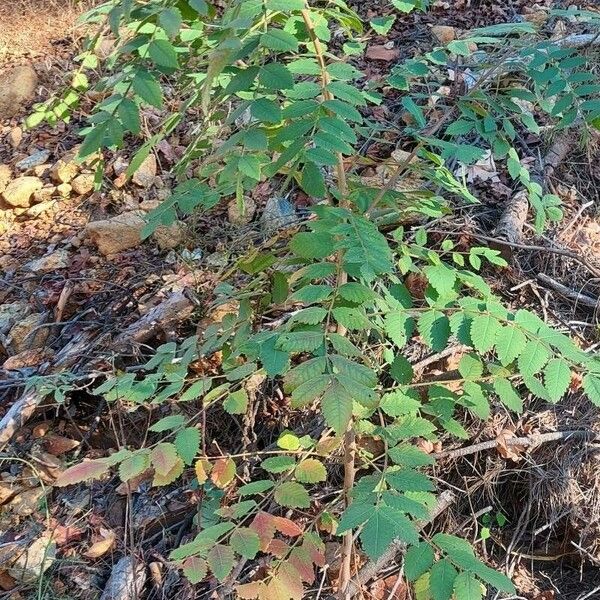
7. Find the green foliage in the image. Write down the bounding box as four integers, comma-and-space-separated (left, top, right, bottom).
33, 0, 600, 596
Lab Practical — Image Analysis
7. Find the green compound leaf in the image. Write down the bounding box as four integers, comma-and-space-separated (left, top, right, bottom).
495, 325, 527, 366
543, 358, 571, 402
430, 558, 458, 600
274, 481, 311, 508
405, 543, 435, 581
175, 427, 201, 465
470, 314, 501, 354
230, 527, 260, 559
517, 339, 550, 377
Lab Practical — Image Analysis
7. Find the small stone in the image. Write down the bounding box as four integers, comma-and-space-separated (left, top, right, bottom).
0, 210, 12, 235
7, 127, 22, 148
431, 25, 456, 44
139, 199, 160, 212
0, 481, 21, 504
0, 302, 30, 336
15, 150, 51, 172
25, 249, 69, 273
6, 312, 49, 354
261, 196, 298, 234
132, 154, 157, 188
32, 186, 56, 203
366, 45, 400, 61
32, 163, 51, 177
228, 197, 256, 226
0, 164, 11, 194
85, 211, 145, 255
57, 183, 72, 197
26, 199, 56, 218
0, 65, 38, 119
156, 188, 171, 201
71, 173, 94, 196
8, 535, 55, 583
154, 222, 184, 251
1, 176, 43, 208
112, 156, 129, 177
3, 348, 54, 371
50, 150, 79, 183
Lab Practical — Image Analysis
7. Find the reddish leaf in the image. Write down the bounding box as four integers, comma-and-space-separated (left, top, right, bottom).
152, 456, 184, 486
211, 457, 236, 488
273, 516, 303, 537
249, 511, 276, 551
54, 460, 108, 487
303, 534, 326, 567
290, 547, 316, 584
267, 538, 290, 558
150, 443, 179, 476
277, 562, 304, 600
236, 582, 263, 599
182, 556, 207, 584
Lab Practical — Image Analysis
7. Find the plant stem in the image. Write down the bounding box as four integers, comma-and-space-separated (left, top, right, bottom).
301, 7, 353, 595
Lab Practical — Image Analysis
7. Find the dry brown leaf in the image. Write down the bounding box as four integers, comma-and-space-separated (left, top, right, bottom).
50, 524, 84, 546
383, 575, 408, 600
83, 529, 116, 558
42, 434, 80, 456
0, 570, 16, 591
496, 429, 525, 462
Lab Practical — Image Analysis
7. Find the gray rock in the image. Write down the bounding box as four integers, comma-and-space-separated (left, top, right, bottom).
0, 302, 30, 336
25, 249, 69, 273
261, 196, 298, 234
2, 176, 43, 207
0, 65, 38, 118
15, 150, 51, 171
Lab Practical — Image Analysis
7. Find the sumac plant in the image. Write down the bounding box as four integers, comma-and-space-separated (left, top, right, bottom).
45, 1, 600, 599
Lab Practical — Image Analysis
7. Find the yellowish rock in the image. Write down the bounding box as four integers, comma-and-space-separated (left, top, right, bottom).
431, 25, 456, 44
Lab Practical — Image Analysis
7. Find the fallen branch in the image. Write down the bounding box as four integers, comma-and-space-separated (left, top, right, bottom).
336, 490, 456, 599
434, 429, 599, 461
100, 556, 146, 600
491, 190, 530, 259
492, 130, 577, 260
536, 273, 599, 309
0, 330, 94, 450
0, 291, 195, 449
113, 291, 194, 352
